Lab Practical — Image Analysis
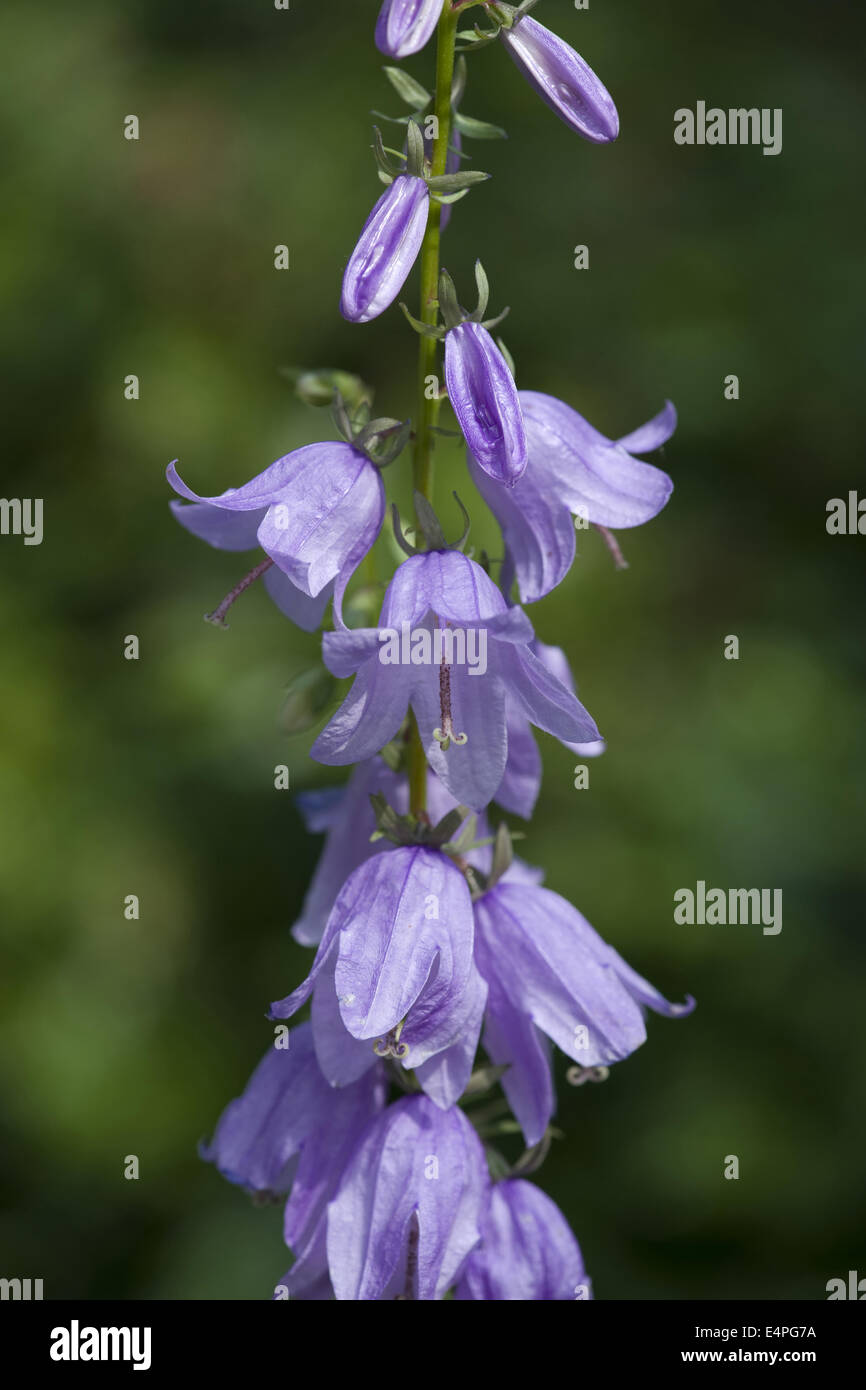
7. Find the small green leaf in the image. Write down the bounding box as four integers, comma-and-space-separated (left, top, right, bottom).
382, 66, 432, 109
454, 111, 508, 141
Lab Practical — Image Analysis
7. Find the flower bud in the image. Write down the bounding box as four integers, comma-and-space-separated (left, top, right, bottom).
341, 175, 429, 324
444, 320, 527, 484
375, 0, 442, 60
500, 14, 619, 143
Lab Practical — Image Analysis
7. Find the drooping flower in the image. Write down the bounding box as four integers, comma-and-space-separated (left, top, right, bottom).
310, 549, 601, 809
168, 440, 385, 626
445, 320, 527, 484
375, 0, 442, 60
456, 1179, 591, 1301
473, 879, 695, 1144
496, 639, 605, 818
326, 1094, 489, 1300
341, 174, 429, 323
470, 393, 676, 603
200, 1022, 385, 1197
499, 13, 619, 143
271, 842, 487, 1106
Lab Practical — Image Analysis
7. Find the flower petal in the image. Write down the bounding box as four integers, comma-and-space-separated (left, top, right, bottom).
169, 499, 266, 551
326, 1096, 487, 1300
520, 391, 673, 528
380, 549, 508, 628
311, 655, 412, 766
474, 884, 648, 1065
456, 1180, 590, 1301
498, 642, 601, 745
262, 567, 332, 631
255, 442, 384, 598
411, 660, 508, 811
468, 449, 576, 603
200, 1023, 324, 1193
617, 400, 677, 455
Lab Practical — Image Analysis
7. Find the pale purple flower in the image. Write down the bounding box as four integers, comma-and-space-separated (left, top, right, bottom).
341, 174, 429, 323
473, 880, 695, 1144
326, 1094, 488, 1300
500, 14, 619, 143
456, 1179, 591, 1301
445, 321, 527, 484
375, 0, 441, 59
310, 550, 600, 809
200, 1022, 385, 1197
168, 441, 385, 626
497, 640, 605, 818
271, 843, 487, 1107
470, 393, 676, 603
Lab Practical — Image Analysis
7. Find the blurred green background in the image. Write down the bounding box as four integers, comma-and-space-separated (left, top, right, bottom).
1, 0, 864, 1299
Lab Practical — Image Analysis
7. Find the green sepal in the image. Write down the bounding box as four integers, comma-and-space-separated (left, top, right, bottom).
487, 821, 514, 890
371, 125, 401, 179
473, 258, 489, 320
391, 502, 422, 557
437, 269, 464, 331
426, 169, 490, 193
398, 301, 445, 339
496, 336, 516, 380
414, 490, 447, 551
430, 187, 470, 207
405, 118, 425, 179
509, 1127, 554, 1178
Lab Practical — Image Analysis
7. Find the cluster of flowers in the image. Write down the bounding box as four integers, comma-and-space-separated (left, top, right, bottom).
171, 0, 694, 1300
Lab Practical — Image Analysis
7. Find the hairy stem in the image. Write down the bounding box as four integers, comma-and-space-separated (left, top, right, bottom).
408, 0, 459, 817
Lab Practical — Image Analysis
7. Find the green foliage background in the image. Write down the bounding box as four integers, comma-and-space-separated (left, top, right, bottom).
1, 0, 864, 1299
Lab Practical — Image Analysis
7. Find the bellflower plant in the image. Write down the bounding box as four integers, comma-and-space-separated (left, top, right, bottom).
174, 0, 694, 1300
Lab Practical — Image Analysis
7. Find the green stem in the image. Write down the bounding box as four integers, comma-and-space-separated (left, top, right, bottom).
408, 0, 459, 817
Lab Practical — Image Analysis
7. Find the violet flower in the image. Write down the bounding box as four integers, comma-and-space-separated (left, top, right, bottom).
168, 440, 385, 626
271, 843, 489, 1107
200, 1022, 385, 1197
500, 14, 619, 143
310, 549, 600, 809
470, 393, 676, 603
445, 320, 527, 484
326, 1094, 489, 1300
456, 1179, 591, 1301
341, 174, 429, 323
375, 0, 442, 60
473, 879, 695, 1144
